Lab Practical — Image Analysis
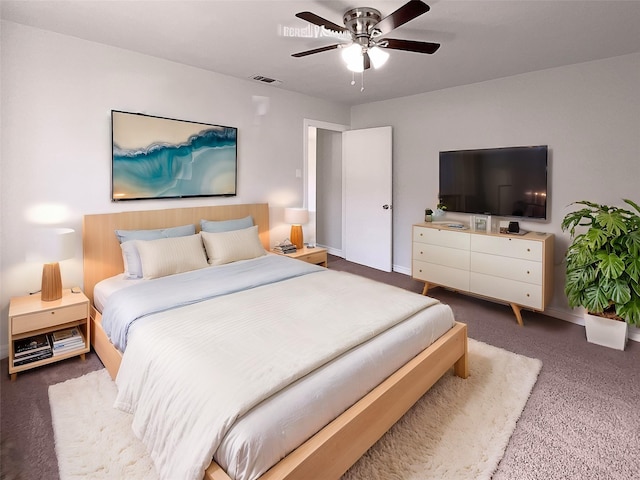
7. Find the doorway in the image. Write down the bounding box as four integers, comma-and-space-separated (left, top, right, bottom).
304, 120, 393, 271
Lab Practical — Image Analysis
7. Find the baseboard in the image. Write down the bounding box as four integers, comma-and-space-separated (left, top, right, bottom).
393, 264, 411, 276
321, 245, 343, 258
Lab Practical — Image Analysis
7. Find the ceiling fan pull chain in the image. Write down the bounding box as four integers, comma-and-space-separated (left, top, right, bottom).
361, 71, 365, 92
351, 71, 356, 86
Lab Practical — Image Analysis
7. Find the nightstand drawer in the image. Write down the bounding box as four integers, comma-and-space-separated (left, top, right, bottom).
297, 250, 327, 265
12, 303, 88, 334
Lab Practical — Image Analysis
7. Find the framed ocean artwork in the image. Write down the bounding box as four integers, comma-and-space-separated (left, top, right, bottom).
111, 111, 237, 201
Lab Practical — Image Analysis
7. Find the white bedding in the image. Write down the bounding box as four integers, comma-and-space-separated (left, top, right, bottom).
217, 301, 454, 480
93, 274, 142, 313
104, 259, 453, 480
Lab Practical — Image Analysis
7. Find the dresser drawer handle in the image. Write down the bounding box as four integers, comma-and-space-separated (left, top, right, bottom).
527, 248, 531, 252
527, 271, 530, 274
526, 293, 530, 297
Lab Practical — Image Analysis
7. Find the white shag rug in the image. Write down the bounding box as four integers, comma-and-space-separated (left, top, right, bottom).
49, 338, 541, 480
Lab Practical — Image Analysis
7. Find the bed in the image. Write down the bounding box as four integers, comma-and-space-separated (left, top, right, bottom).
82, 203, 469, 480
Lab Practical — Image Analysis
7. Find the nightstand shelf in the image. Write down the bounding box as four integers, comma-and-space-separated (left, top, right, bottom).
8, 289, 90, 380
274, 246, 328, 267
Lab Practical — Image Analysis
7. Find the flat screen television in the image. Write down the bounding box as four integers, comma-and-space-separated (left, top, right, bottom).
439, 145, 548, 219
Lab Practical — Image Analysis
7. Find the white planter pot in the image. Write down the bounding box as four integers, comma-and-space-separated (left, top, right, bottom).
584, 312, 628, 350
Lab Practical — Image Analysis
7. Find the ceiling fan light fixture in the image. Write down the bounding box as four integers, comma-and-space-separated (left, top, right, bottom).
368, 46, 389, 69
341, 43, 363, 65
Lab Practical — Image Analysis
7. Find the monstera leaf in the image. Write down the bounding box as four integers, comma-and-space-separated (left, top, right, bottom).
562, 199, 640, 327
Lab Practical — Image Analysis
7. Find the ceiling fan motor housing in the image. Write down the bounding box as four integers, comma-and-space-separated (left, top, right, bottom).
343, 7, 382, 46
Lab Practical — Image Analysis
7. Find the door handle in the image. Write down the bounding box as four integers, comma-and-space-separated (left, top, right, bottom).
382, 204, 391, 210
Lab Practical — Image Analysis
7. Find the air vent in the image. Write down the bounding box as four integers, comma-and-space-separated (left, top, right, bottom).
250, 75, 282, 86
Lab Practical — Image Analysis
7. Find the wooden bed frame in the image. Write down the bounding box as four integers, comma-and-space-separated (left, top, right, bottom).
82, 203, 469, 480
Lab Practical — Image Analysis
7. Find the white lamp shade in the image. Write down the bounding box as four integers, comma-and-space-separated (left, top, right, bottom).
27, 228, 75, 263
284, 208, 309, 225
368, 46, 389, 69
341, 43, 362, 64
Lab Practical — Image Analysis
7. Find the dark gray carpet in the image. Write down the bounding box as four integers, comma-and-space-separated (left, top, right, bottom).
2, 254, 638, 479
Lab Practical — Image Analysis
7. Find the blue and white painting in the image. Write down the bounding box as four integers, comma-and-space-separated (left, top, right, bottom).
111, 111, 237, 200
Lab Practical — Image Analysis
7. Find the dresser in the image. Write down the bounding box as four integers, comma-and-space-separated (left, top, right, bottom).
412, 223, 554, 325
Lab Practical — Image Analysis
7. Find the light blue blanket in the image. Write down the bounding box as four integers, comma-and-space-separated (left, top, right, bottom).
102, 254, 322, 351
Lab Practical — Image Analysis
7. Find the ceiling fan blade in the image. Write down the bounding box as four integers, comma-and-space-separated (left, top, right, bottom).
291, 44, 342, 58
295, 11, 347, 33
381, 38, 440, 54
371, 0, 430, 37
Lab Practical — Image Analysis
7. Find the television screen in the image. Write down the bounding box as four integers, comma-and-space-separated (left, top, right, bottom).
439, 145, 548, 219
111, 110, 237, 201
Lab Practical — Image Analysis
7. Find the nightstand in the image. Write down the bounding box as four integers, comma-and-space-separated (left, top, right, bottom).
8, 289, 90, 381
274, 246, 328, 267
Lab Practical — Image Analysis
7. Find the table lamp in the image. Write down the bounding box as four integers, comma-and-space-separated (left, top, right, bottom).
31, 228, 75, 301
284, 208, 309, 250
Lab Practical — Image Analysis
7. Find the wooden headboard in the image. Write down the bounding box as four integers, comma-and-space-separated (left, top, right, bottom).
82, 203, 270, 304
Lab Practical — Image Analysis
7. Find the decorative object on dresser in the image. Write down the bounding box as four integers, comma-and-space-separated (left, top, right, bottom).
412, 223, 554, 326
561, 199, 640, 350
8, 289, 90, 380
27, 228, 75, 301
284, 207, 309, 250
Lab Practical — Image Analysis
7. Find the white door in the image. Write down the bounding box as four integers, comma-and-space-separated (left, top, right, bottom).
343, 126, 393, 271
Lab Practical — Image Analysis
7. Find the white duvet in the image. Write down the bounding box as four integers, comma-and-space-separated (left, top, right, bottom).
114, 268, 440, 480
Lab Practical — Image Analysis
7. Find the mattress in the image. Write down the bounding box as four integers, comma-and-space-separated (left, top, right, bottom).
100, 256, 455, 480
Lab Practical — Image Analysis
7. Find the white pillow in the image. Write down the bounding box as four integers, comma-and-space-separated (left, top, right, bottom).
201, 225, 266, 266
135, 234, 208, 280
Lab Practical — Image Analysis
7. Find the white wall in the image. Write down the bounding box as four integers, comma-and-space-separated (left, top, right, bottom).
351, 53, 640, 331
0, 21, 350, 356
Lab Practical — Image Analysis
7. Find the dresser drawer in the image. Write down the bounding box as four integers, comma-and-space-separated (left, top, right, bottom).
413, 226, 470, 250
471, 235, 542, 261
470, 252, 542, 285
413, 260, 470, 291
413, 243, 470, 270
11, 302, 88, 335
470, 272, 543, 310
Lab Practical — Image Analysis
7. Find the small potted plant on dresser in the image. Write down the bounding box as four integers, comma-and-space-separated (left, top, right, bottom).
562, 199, 640, 350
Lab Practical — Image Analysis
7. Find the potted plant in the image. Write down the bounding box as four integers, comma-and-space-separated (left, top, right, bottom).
561, 199, 640, 349
434, 201, 447, 218
424, 208, 433, 222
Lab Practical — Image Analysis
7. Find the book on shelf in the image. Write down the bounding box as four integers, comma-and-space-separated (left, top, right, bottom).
51, 327, 82, 345
51, 330, 85, 356
14, 334, 52, 357
13, 349, 53, 366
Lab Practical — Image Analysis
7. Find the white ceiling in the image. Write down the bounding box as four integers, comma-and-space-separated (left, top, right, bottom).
2, 0, 640, 106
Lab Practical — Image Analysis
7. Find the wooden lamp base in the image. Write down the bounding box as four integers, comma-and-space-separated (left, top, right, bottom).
41, 262, 63, 301
290, 225, 304, 250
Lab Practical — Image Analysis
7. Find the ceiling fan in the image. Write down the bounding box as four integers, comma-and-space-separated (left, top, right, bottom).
292, 0, 440, 73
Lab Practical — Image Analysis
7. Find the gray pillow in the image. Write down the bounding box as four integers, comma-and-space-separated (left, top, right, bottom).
200, 216, 253, 233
